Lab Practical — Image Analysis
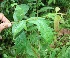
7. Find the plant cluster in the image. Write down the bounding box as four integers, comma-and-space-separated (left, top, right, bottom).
0, 0, 70, 58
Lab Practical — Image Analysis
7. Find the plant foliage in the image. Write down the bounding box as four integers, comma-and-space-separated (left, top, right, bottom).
0, 0, 70, 58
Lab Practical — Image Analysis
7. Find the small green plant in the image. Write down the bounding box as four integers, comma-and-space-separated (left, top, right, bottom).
12, 4, 54, 57
0, 0, 70, 58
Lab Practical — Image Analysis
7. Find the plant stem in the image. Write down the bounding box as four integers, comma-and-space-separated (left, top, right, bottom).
36, 0, 38, 17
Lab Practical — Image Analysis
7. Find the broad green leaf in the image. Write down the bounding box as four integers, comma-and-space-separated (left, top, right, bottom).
13, 4, 29, 21
26, 41, 35, 56
15, 31, 36, 56
27, 22, 37, 31
27, 31, 40, 45
39, 7, 54, 13
14, 31, 26, 54
48, 0, 53, 5
27, 17, 54, 44
48, 0, 56, 5
12, 20, 27, 38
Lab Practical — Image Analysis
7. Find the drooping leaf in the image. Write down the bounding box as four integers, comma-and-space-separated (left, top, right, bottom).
12, 20, 27, 38
14, 31, 26, 54
48, 0, 56, 5
39, 7, 54, 13
15, 31, 37, 56
26, 41, 35, 56
27, 31, 40, 45
48, 0, 53, 5
13, 4, 29, 21
27, 17, 54, 44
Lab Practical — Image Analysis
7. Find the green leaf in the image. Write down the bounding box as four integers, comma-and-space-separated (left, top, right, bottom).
27, 0, 36, 2
47, 13, 56, 19
48, 0, 56, 5
39, 7, 54, 13
65, 46, 70, 58
26, 41, 35, 56
48, 0, 53, 5
27, 32, 39, 44
28, 17, 54, 44
14, 31, 26, 54
11, 3, 17, 7
13, 4, 29, 21
12, 20, 27, 38
50, 48, 59, 58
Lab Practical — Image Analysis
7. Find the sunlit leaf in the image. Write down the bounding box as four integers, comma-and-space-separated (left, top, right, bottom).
14, 31, 26, 54
13, 4, 29, 21
28, 17, 54, 44
12, 20, 27, 38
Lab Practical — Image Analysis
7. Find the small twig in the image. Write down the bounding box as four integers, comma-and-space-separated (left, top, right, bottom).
56, 13, 66, 15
